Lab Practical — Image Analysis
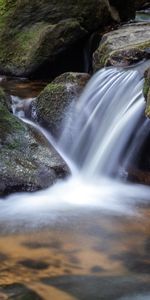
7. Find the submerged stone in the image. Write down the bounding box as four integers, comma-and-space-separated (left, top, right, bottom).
0, 283, 43, 299
34, 72, 90, 136
0, 89, 69, 196
93, 22, 150, 70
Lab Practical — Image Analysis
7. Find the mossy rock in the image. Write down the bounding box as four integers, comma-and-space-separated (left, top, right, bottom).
0, 88, 69, 196
0, 0, 136, 77
0, 86, 12, 111
34, 72, 90, 136
144, 67, 150, 117
93, 23, 150, 71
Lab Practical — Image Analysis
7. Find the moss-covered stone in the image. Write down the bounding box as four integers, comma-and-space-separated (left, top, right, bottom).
93, 23, 150, 71
0, 86, 12, 111
0, 88, 69, 196
0, 0, 136, 77
34, 72, 90, 136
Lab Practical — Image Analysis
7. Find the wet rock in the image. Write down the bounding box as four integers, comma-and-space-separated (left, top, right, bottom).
109, 0, 135, 21
0, 87, 12, 112
93, 23, 150, 70
0, 0, 135, 78
144, 67, 150, 117
34, 72, 90, 136
0, 89, 69, 196
135, 0, 150, 10
127, 167, 150, 185
0, 283, 43, 299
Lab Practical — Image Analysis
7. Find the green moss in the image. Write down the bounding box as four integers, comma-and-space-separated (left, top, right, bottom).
0, 103, 25, 141
144, 80, 150, 99
43, 83, 64, 93
0, 87, 7, 104
95, 42, 150, 70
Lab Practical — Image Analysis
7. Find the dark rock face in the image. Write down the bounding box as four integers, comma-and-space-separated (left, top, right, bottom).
34, 72, 90, 136
93, 23, 150, 70
109, 0, 135, 21
144, 67, 150, 117
0, 0, 136, 78
135, 0, 150, 10
0, 89, 69, 196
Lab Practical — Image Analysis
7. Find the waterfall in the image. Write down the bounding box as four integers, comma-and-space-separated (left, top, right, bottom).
59, 66, 149, 178
1, 64, 150, 227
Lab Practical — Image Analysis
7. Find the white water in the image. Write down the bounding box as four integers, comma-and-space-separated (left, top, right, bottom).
59, 67, 147, 177
1, 66, 150, 227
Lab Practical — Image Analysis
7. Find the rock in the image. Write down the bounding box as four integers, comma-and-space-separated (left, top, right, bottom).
0, 87, 12, 112
144, 67, 150, 117
109, 0, 135, 21
0, 89, 69, 196
135, 0, 150, 10
34, 72, 90, 136
0, 0, 136, 78
0, 283, 43, 299
128, 167, 150, 185
93, 23, 150, 70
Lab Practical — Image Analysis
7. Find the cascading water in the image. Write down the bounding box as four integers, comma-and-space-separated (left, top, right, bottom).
1, 64, 150, 227
59, 67, 148, 177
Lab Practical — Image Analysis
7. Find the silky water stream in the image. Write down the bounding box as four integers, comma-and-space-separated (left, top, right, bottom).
0, 65, 150, 299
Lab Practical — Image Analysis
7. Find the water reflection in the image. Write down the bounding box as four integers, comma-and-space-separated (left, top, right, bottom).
0, 207, 149, 299
0, 76, 47, 98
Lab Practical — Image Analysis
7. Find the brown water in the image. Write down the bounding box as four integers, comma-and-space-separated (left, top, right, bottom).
0, 76, 48, 98
0, 207, 150, 300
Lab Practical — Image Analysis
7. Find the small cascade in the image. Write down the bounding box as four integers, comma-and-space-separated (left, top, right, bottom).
11, 95, 34, 119
59, 66, 150, 178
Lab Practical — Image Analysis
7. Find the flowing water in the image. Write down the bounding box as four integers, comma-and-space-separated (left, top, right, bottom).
136, 8, 150, 22
0, 65, 150, 299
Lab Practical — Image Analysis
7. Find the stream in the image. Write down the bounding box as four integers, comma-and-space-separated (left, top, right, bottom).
0, 63, 150, 299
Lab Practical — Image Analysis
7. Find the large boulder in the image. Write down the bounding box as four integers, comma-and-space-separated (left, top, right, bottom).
0, 88, 69, 196
93, 22, 150, 70
144, 67, 150, 117
33, 72, 90, 136
0, 0, 136, 77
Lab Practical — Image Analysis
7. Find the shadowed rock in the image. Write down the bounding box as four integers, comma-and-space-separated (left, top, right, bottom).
0, 0, 136, 78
